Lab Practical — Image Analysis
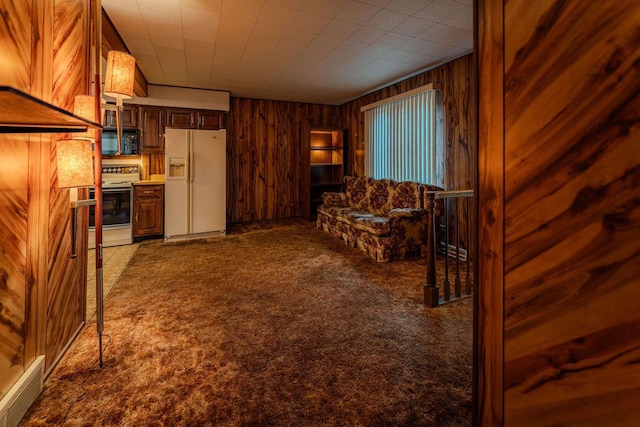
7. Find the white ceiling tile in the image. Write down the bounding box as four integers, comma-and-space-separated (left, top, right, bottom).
137, 0, 181, 22
264, 0, 308, 10
358, 0, 392, 8
184, 40, 215, 58
258, 3, 299, 27
183, 25, 217, 43
420, 40, 460, 58
301, 0, 349, 18
105, 12, 145, 32
302, 35, 343, 58
416, 0, 465, 23
180, 0, 222, 12
290, 12, 331, 33
366, 8, 409, 31
348, 26, 385, 44
103, 0, 468, 104
391, 16, 434, 37
145, 20, 183, 38
417, 23, 471, 47
407, 52, 439, 66
335, 1, 380, 25
120, 32, 156, 55
220, 0, 264, 21
334, 39, 369, 55
397, 37, 433, 53
374, 32, 412, 49
102, 0, 142, 17
150, 35, 184, 50
440, 5, 472, 31
386, 0, 431, 15
321, 19, 360, 39
180, 7, 220, 29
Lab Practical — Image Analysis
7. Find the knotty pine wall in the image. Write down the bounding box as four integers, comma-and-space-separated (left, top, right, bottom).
477, 0, 640, 425
0, 0, 90, 398
225, 54, 474, 226
227, 98, 340, 223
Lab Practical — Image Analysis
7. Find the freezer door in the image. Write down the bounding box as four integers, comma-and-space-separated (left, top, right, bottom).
191, 129, 226, 234
164, 128, 189, 238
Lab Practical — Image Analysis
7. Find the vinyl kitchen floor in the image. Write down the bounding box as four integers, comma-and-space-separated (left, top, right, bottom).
86, 243, 139, 319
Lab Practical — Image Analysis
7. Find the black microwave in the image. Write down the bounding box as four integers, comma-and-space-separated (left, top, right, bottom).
102, 129, 139, 155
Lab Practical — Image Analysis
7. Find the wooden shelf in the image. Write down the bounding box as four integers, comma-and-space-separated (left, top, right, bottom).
306, 128, 346, 221
0, 86, 101, 133
311, 146, 344, 150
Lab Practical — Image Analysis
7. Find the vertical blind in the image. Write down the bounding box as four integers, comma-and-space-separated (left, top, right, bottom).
363, 88, 442, 185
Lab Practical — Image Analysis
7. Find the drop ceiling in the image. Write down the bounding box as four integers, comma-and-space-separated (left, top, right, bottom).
102, 0, 472, 105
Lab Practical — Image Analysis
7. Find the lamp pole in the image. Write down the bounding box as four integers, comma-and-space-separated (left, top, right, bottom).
93, 0, 105, 369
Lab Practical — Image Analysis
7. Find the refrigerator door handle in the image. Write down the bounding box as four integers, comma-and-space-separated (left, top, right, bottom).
189, 148, 195, 183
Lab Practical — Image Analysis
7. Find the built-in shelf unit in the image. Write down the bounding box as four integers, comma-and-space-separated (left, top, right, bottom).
307, 128, 345, 220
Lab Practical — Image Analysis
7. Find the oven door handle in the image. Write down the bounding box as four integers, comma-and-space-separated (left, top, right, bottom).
102, 187, 132, 193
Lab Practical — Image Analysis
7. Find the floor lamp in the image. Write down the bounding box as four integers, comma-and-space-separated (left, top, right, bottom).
80, 1, 136, 368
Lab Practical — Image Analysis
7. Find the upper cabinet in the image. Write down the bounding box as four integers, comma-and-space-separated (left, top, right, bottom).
197, 110, 225, 130
103, 105, 138, 128
166, 107, 226, 130
166, 107, 195, 129
139, 106, 165, 153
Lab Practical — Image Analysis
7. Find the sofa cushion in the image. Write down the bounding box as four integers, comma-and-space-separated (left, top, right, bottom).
345, 176, 373, 211
334, 210, 390, 235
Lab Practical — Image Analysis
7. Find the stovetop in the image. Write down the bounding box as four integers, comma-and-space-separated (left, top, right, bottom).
101, 164, 140, 188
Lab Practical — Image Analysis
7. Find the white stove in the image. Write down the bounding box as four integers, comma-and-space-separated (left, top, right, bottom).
89, 164, 141, 248
101, 165, 140, 188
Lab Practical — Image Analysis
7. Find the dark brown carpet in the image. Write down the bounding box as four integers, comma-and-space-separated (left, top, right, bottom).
21, 221, 472, 426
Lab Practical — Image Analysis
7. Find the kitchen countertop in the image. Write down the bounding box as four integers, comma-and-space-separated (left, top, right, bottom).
134, 180, 165, 185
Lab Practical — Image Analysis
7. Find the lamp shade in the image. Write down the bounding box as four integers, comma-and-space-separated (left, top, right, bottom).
73, 94, 97, 140
104, 50, 135, 100
57, 139, 94, 188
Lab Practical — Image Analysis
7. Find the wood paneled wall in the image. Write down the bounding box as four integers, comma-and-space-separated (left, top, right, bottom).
0, 0, 90, 398
226, 55, 475, 227
340, 54, 475, 192
477, 0, 640, 424
226, 98, 340, 223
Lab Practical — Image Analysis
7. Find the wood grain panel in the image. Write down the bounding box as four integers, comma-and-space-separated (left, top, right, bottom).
0, 0, 32, 91
227, 98, 339, 223
503, 1, 640, 425
475, 0, 504, 424
46, 0, 88, 372
0, 136, 29, 398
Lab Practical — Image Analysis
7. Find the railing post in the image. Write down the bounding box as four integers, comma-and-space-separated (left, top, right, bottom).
443, 198, 450, 301
465, 196, 472, 295
424, 191, 439, 307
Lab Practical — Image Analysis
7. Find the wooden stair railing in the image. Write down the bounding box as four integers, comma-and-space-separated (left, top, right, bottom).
424, 190, 474, 307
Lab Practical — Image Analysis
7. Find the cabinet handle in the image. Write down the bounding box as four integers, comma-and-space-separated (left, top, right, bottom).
135, 213, 138, 222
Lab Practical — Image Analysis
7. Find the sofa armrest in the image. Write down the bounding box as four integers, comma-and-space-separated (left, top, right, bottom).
321, 191, 348, 208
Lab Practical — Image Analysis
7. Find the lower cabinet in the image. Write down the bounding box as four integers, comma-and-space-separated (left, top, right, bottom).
133, 183, 164, 238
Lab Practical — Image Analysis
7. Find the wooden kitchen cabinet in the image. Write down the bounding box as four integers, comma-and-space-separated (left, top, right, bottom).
166, 107, 196, 129
139, 106, 165, 153
197, 110, 225, 129
103, 105, 138, 128
133, 183, 164, 238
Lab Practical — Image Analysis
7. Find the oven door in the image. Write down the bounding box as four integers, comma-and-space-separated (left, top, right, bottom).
89, 187, 132, 228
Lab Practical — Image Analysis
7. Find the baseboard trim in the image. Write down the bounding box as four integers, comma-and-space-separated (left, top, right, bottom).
0, 355, 45, 427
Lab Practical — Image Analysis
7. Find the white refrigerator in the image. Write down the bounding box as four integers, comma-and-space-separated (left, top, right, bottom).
164, 128, 226, 242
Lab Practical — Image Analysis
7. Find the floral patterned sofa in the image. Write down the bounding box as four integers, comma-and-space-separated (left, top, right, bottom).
316, 176, 443, 262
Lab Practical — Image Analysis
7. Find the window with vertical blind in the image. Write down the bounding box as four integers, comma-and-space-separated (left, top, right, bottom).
362, 84, 442, 186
